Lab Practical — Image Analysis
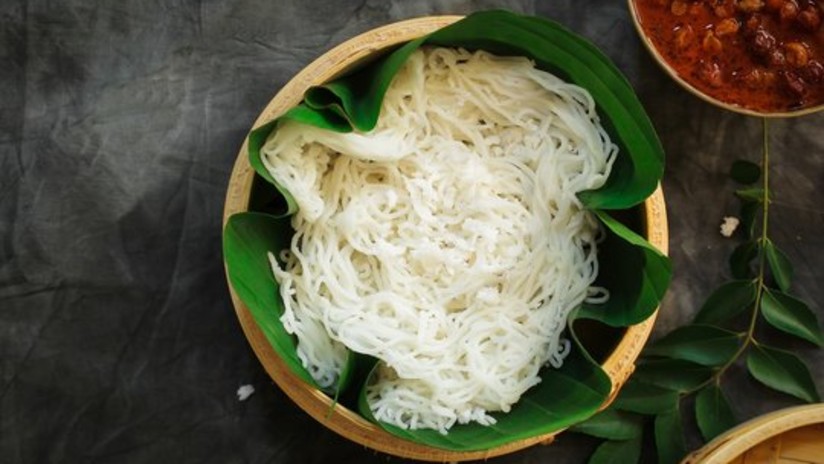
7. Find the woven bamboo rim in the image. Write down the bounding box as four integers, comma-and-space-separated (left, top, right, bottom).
627, 0, 824, 118
682, 404, 824, 463
222, 16, 669, 462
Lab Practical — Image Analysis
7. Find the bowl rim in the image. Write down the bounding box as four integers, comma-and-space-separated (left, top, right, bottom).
626, 0, 824, 118
681, 404, 824, 464
222, 14, 669, 461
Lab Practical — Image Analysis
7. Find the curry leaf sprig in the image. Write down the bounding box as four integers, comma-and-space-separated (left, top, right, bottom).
573, 119, 823, 464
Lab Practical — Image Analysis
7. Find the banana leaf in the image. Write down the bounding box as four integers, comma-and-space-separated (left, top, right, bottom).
223, 212, 360, 396
356, 319, 610, 451
225, 9, 670, 452
249, 10, 664, 213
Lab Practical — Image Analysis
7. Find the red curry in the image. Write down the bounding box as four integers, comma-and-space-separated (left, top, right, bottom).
633, 0, 824, 113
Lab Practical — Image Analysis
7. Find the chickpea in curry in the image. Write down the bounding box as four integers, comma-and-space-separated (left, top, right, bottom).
634, 0, 824, 112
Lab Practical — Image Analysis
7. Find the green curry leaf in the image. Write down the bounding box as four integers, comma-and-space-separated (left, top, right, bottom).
634, 359, 714, 393
760, 289, 824, 347
764, 239, 793, 292
746, 344, 820, 403
693, 280, 757, 325
735, 188, 766, 203
694, 384, 736, 442
730, 160, 761, 185
570, 408, 643, 440
729, 240, 759, 279
654, 407, 687, 464
613, 380, 679, 415
739, 200, 760, 239
645, 325, 742, 367
587, 436, 642, 464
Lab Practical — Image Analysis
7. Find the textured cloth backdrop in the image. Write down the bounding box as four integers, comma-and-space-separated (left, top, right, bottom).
1, 1, 823, 463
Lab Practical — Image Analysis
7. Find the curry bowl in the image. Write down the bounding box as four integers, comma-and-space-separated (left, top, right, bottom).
628, 0, 824, 117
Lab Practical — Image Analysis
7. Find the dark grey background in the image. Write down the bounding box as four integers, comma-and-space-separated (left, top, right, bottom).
2, 1, 822, 463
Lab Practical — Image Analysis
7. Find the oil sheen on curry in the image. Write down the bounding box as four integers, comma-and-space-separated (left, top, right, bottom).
634, 0, 824, 112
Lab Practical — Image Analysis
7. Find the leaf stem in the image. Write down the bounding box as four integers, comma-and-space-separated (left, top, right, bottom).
751, 116, 771, 334
691, 118, 771, 391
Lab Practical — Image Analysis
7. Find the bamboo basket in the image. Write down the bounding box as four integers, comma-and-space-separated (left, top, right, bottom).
683, 404, 824, 464
222, 16, 669, 462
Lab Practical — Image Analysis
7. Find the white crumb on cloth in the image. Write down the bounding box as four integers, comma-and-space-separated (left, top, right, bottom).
720, 216, 740, 237
236, 384, 255, 401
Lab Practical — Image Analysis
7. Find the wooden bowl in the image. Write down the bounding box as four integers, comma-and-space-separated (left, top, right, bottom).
627, 0, 824, 118
682, 404, 824, 463
223, 15, 669, 462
